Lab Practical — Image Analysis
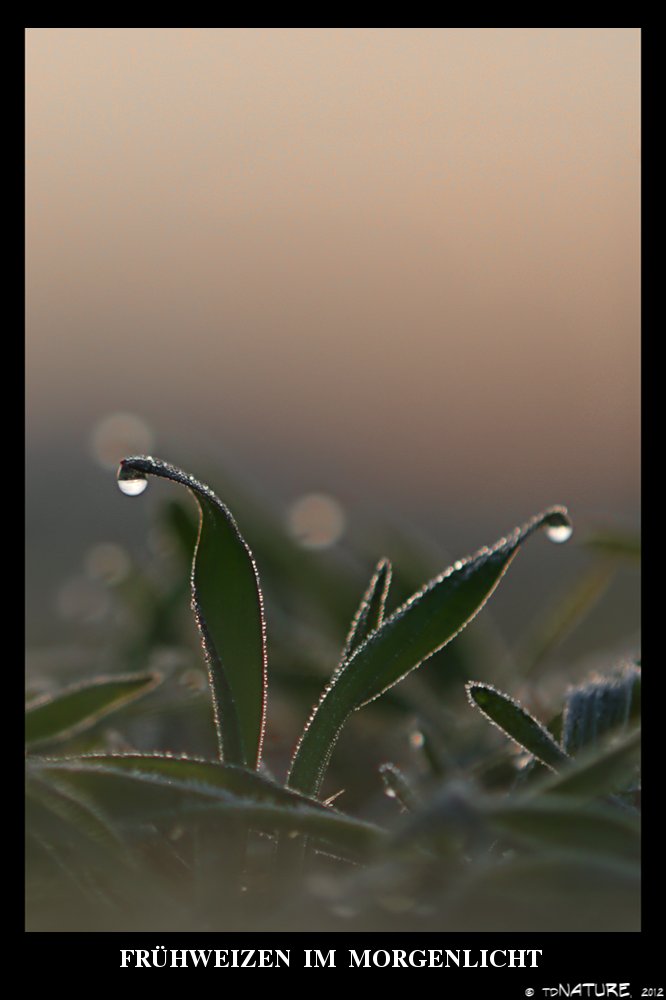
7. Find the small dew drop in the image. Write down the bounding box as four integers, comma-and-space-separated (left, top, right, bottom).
117, 475, 148, 497
117, 465, 148, 496
542, 509, 573, 544
545, 523, 573, 544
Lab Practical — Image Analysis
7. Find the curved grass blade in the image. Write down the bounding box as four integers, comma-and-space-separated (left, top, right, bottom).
32, 759, 384, 857
466, 681, 568, 771
37, 753, 323, 810
340, 558, 392, 662
118, 456, 267, 769
25, 672, 161, 749
288, 506, 571, 796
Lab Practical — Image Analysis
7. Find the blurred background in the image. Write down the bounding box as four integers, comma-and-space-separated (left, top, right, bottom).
26, 28, 639, 669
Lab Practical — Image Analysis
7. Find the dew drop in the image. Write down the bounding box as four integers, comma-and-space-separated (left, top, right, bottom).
542, 509, 573, 544
545, 523, 573, 544
117, 467, 148, 496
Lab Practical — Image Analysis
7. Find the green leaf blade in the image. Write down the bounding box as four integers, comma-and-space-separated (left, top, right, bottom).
31, 757, 384, 858
487, 795, 640, 863
26, 772, 128, 857
38, 753, 321, 810
466, 681, 569, 770
25, 672, 160, 748
118, 457, 267, 769
341, 558, 392, 661
538, 727, 641, 800
288, 506, 571, 796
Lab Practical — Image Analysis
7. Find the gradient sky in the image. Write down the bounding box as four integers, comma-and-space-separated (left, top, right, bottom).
26, 28, 640, 536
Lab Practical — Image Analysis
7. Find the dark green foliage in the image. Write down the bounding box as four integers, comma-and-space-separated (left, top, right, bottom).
288, 507, 572, 796
466, 682, 568, 770
25, 457, 640, 931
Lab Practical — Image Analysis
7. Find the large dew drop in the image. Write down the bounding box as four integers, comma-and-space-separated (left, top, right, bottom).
545, 523, 573, 544
541, 508, 573, 544
117, 466, 148, 497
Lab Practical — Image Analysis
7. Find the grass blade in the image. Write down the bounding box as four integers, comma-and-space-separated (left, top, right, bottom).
26, 772, 128, 857
288, 506, 571, 796
517, 564, 614, 677
583, 528, 641, 564
36, 753, 322, 809
341, 558, 392, 661
537, 727, 641, 800
379, 762, 419, 812
31, 759, 384, 857
25, 672, 161, 748
466, 681, 568, 770
118, 456, 267, 769
487, 794, 640, 862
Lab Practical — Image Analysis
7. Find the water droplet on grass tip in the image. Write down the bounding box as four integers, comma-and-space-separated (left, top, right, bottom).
545, 523, 573, 544
117, 467, 148, 496
542, 509, 573, 544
